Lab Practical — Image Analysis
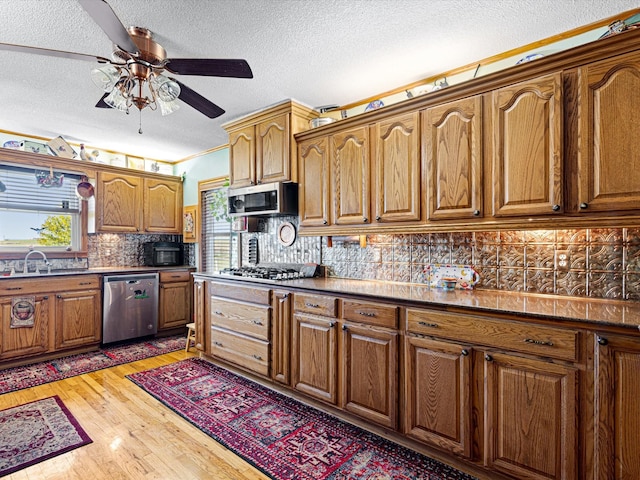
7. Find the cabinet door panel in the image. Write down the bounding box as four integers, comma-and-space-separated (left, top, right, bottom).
577, 51, 640, 213
374, 112, 421, 222
594, 333, 640, 480
425, 96, 483, 220
55, 290, 101, 349
492, 73, 563, 217
0, 296, 50, 359
404, 335, 472, 457
291, 313, 337, 404
143, 178, 182, 233
271, 290, 291, 385
331, 127, 370, 225
298, 137, 330, 227
229, 125, 256, 187
159, 281, 191, 330
342, 323, 398, 428
484, 352, 577, 480
257, 113, 290, 184
96, 172, 143, 232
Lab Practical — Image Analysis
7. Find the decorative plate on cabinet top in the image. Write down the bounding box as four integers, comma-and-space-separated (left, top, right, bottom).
277, 221, 296, 247
364, 100, 384, 112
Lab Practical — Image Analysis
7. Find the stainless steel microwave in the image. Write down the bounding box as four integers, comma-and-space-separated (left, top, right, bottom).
227, 182, 298, 217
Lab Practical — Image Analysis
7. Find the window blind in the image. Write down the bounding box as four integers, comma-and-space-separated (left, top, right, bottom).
0, 164, 81, 213
201, 187, 237, 273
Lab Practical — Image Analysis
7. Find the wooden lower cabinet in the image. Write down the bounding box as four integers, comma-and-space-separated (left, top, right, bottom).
158, 270, 192, 331
483, 351, 578, 480
404, 334, 473, 457
291, 312, 338, 404
55, 289, 101, 350
342, 322, 398, 429
192, 278, 207, 352
593, 333, 640, 480
0, 294, 51, 360
271, 290, 292, 385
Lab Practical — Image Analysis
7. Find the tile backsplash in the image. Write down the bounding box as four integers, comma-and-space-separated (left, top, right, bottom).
246, 219, 640, 301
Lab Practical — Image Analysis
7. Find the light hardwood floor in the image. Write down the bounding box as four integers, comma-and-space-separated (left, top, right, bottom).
0, 350, 269, 480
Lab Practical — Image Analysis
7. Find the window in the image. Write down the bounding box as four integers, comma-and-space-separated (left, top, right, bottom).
0, 164, 83, 252
201, 183, 238, 272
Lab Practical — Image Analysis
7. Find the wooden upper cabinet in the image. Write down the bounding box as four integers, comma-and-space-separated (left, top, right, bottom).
143, 178, 182, 234
256, 113, 290, 184
576, 50, 640, 213
331, 126, 371, 225
224, 100, 317, 188
491, 72, 563, 217
96, 171, 143, 232
228, 125, 256, 188
373, 112, 422, 223
424, 96, 483, 220
298, 136, 331, 227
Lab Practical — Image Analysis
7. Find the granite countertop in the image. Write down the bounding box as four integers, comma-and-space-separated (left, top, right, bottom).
198, 273, 640, 331
1, 265, 193, 279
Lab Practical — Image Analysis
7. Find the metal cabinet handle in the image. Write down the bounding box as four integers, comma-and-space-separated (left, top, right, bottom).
252, 354, 263, 360
342, 324, 348, 330
214, 311, 223, 316
79, 282, 93, 285
552, 204, 561, 211
461, 349, 469, 356
329, 321, 336, 328
524, 338, 554, 347
213, 341, 223, 347
579, 202, 588, 209
43, 295, 49, 300
418, 321, 438, 328
473, 210, 480, 216
485, 354, 493, 362
363, 217, 368, 223
597, 336, 608, 346
305, 303, 320, 308
56, 294, 62, 299
358, 311, 376, 317
323, 220, 328, 225
251, 320, 263, 326
375, 216, 381, 221
6, 287, 22, 291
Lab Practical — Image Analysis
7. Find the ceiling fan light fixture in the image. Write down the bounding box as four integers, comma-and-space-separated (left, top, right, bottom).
151, 74, 181, 102
157, 98, 180, 116
90, 65, 121, 92
104, 87, 129, 112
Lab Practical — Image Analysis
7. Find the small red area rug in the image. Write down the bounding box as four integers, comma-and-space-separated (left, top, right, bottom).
0, 335, 185, 395
128, 358, 476, 480
0, 395, 92, 476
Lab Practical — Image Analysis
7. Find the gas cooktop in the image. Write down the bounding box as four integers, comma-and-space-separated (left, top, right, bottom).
218, 263, 320, 281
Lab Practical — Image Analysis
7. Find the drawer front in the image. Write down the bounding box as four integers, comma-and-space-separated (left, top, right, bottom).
211, 326, 269, 376
210, 297, 270, 340
0, 274, 101, 296
294, 293, 337, 317
210, 282, 270, 305
342, 300, 398, 328
406, 309, 578, 362
159, 270, 191, 282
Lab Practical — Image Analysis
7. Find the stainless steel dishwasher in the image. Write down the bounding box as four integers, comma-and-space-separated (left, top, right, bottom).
103, 273, 159, 344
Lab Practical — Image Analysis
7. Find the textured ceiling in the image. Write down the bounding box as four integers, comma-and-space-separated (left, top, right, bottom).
0, 0, 637, 161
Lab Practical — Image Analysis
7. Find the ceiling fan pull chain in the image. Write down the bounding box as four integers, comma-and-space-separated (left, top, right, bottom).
138, 110, 143, 135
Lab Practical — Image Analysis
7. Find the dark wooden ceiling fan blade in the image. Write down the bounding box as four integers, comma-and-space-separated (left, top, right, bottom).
165, 59, 253, 78
175, 80, 225, 118
78, 0, 139, 55
95, 93, 110, 108
0, 42, 110, 63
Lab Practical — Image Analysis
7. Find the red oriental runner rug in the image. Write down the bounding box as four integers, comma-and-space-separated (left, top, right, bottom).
0, 395, 92, 476
0, 335, 185, 395
128, 357, 476, 480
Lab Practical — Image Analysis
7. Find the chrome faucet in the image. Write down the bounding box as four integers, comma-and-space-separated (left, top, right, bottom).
23, 250, 51, 274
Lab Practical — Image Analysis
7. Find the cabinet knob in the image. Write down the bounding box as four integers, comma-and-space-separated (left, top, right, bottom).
597, 336, 608, 346
375, 216, 381, 221
580, 202, 588, 209
329, 321, 336, 328
552, 204, 561, 212
461, 349, 469, 356
473, 210, 480, 216
323, 220, 328, 225
484, 354, 493, 362
363, 217, 368, 223
56, 295, 61, 299
43, 296, 49, 300
342, 324, 348, 331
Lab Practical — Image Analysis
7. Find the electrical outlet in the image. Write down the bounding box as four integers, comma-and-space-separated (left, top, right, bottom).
555, 250, 570, 271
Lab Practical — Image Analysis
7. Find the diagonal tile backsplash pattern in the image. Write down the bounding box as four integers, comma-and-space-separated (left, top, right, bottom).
249, 218, 640, 301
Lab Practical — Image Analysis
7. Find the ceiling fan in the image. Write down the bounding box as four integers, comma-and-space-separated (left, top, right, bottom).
0, 0, 253, 122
